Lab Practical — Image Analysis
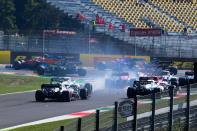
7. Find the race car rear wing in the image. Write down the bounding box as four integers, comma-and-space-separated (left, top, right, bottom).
139, 76, 163, 82
134, 80, 152, 85
41, 84, 61, 89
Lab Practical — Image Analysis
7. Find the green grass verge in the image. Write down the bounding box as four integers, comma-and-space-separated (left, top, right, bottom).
8, 119, 76, 131
0, 74, 49, 94
138, 93, 197, 114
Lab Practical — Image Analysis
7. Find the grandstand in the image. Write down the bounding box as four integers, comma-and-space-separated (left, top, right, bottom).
47, 0, 196, 33
93, 0, 196, 33
44, 0, 197, 58
0, 0, 196, 58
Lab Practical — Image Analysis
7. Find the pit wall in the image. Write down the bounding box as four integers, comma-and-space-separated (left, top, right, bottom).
0, 50, 11, 64
80, 54, 150, 67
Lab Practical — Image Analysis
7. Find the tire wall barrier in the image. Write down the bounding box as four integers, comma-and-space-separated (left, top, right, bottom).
0, 50, 11, 64
80, 54, 150, 67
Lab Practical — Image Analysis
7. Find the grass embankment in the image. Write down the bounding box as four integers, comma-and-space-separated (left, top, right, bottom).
139, 94, 197, 113
0, 74, 49, 94
8, 119, 76, 131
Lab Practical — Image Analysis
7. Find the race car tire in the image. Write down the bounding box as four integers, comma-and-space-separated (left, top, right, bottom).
37, 66, 45, 75
127, 87, 136, 98
178, 77, 187, 86
189, 79, 194, 85
84, 83, 92, 95
153, 88, 161, 93
80, 89, 88, 100
35, 90, 45, 102
13, 61, 23, 70
78, 69, 87, 76
61, 91, 70, 102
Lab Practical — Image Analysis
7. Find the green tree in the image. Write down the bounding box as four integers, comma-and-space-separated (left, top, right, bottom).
1, 0, 82, 34
0, 0, 16, 33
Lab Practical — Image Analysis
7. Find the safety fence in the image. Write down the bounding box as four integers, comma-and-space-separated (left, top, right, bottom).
0, 32, 148, 56
0, 30, 197, 58
53, 83, 197, 131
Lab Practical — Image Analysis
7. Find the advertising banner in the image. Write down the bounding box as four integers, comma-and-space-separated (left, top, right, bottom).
0, 50, 11, 64
130, 28, 161, 36
11, 52, 79, 64
80, 54, 150, 67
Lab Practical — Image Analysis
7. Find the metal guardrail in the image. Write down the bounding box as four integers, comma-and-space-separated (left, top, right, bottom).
0, 32, 197, 58
53, 83, 197, 131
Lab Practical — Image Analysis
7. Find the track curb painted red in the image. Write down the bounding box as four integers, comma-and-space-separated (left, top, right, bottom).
0, 106, 113, 131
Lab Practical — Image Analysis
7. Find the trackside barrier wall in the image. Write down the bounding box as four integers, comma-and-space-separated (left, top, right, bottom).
80, 54, 150, 67
54, 82, 197, 131
0, 50, 11, 64
10, 52, 79, 64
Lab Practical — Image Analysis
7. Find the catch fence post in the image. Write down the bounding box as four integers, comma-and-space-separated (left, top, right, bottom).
133, 96, 137, 131
186, 79, 190, 131
114, 101, 118, 131
77, 118, 82, 131
151, 92, 156, 131
96, 110, 100, 131
169, 85, 174, 131
60, 126, 64, 131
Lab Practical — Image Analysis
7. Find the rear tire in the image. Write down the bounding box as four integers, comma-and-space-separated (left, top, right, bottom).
80, 89, 88, 100
179, 77, 187, 86
37, 66, 45, 75
127, 87, 136, 98
84, 83, 92, 95
61, 91, 70, 102
13, 61, 22, 70
35, 90, 45, 102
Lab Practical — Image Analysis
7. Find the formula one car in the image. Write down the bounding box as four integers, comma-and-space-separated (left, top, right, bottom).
159, 71, 179, 87
35, 77, 92, 102
127, 76, 178, 98
127, 79, 164, 98
95, 58, 146, 71
105, 72, 135, 88
36, 62, 87, 76
13, 54, 62, 70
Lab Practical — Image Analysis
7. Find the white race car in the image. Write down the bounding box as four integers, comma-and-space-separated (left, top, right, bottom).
35, 77, 93, 102
127, 79, 165, 98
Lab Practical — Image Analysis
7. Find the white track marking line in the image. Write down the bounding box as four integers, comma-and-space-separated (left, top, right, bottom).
0, 107, 112, 131
0, 90, 36, 96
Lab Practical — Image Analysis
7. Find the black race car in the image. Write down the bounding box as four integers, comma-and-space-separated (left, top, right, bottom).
37, 61, 87, 76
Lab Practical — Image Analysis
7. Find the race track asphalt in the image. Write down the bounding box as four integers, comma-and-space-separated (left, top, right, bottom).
0, 68, 127, 129
0, 89, 126, 129
0, 67, 193, 129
